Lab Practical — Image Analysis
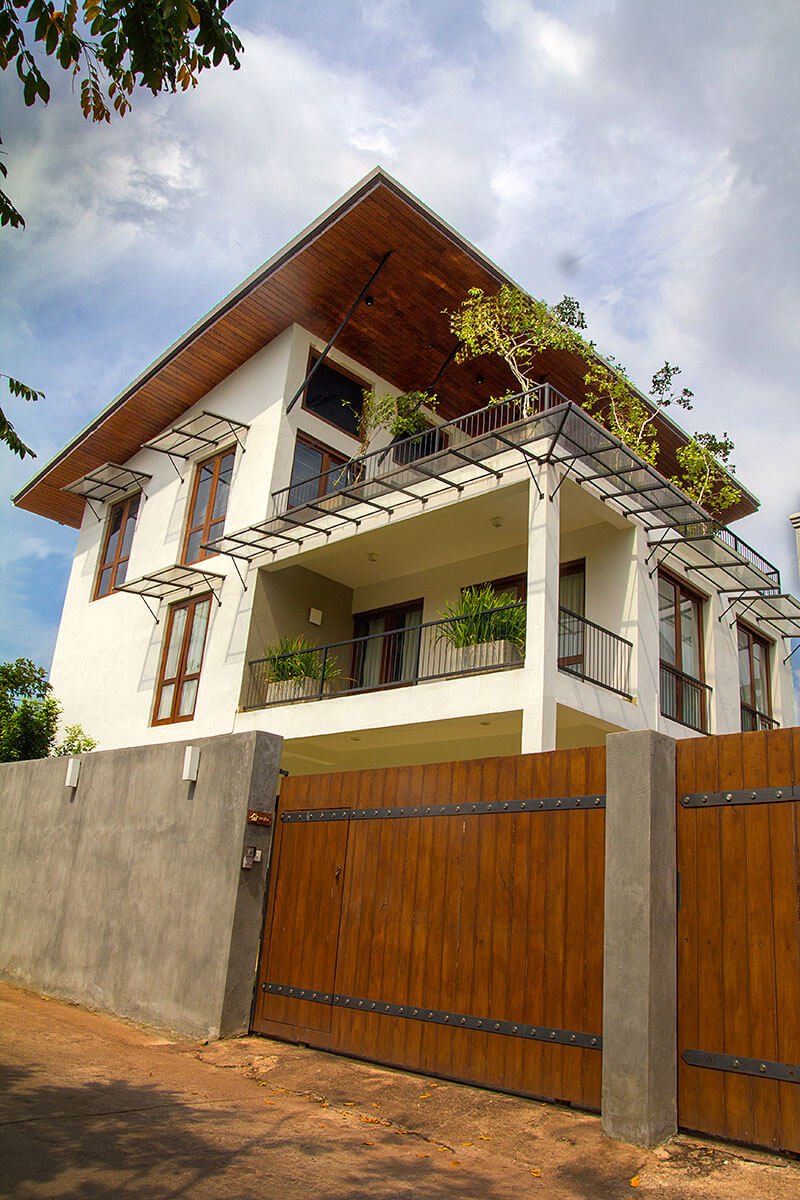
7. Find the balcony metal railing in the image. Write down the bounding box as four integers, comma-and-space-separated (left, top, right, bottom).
741, 703, 779, 732
557, 608, 633, 698
659, 660, 711, 733
273, 385, 569, 518
243, 600, 636, 709
243, 602, 526, 709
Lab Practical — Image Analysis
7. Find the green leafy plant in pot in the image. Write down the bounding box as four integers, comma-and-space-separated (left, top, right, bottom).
437, 585, 525, 674
261, 634, 339, 702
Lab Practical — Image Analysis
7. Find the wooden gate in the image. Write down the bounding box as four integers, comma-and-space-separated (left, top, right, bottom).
253, 750, 605, 1109
677, 729, 800, 1153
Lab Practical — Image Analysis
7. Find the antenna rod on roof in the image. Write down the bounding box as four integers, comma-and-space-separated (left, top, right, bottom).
285, 251, 393, 414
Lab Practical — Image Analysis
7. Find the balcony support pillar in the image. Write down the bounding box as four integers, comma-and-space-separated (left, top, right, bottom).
521, 465, 560, 753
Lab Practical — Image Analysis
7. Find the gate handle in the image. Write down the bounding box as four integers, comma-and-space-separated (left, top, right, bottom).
335, 864, 342, 881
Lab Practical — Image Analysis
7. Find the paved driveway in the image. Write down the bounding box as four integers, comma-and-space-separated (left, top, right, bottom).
0, 983, 797, 1199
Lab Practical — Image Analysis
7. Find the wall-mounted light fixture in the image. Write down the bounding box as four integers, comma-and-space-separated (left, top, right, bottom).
64, 758, 81, 790
182, 745, 200, 783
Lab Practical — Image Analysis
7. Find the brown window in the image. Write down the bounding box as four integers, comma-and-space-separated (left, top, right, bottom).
94, 492, 141, 598
152, 593, 212, 725
738, 623, 773, 730
182, 447, 235, 565
352, 599, 424, 690
302, 353, 365, 438
658, 572, 707, 730
288, 434, 353, 508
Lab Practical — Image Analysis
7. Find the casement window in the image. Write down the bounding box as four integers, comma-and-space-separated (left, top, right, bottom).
737, 623, 775, 730
558, 560, 586, 673
288, 434, 354, 508
658, 572, 708, 731
152, 593, 212, 725
302, 353, 365, 439
352, 600, 424, 690
182, 447, 236, 565
94, 492, 141, 598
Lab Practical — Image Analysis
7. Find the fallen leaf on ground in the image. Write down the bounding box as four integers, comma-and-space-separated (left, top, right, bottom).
450, 1160, 461, 1168
415, 1153, 430, 1158
530, 1168, 541, 1177
344, 1101, 355, 1106
419, 1093, 432, 1099
461, 1141, 473, 1147
361, 1140, 375, 1146
263, 1100, 274, 1106
372, 1102, 382, 1108
630, 1177, 641, 1189
478, 1135, 492, 1141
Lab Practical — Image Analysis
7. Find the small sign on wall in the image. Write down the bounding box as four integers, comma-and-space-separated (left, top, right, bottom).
247, 810, 273, 827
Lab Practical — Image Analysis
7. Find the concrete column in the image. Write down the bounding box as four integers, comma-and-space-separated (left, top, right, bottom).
630, 525, 661, 729
602, 729, 677, 1147
521, 467, 560, 752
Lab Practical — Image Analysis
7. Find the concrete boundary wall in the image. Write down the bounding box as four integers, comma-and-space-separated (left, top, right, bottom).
0, 730, 281, 1039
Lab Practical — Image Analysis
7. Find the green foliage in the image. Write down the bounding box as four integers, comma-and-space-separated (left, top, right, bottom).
0, 694, 61, 761
1, 373, 44, 459
438, 585, 526, 651
448, 285, 589, 393
352, 389, 438, 455
263, 635, 339, 683
583, 358, 693, 466
54, 723, 98, 755
672, 431, 741, 517
0, 1, 243, 129
0, 658, 96, 762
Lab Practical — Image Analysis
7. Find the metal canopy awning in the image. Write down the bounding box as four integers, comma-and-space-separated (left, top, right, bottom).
202, 391, 796, 633
718, 591, 800, 642
115, 563, 226, 621
63, 463, 152, 519
204, 393, 712, 569
646, 522, 781, 595
142, 410, 249, 478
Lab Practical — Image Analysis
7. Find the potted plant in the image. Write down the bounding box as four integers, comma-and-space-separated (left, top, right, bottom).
347, 389, 441, 460
437, 585, 525, 675
259, 634, 339, 704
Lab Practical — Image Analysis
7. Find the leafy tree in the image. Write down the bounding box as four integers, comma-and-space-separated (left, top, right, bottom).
583, 358, 694, 466
0, 0, 244, 456
448, 285, 588, 394
0, 657, 96, 762
672, 431, 741, 517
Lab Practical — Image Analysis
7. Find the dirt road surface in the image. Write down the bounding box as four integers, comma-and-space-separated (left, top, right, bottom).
0, 982, 797, 1199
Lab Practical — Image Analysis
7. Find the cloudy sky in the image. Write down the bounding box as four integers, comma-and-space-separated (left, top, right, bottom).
1, 0, 799, 671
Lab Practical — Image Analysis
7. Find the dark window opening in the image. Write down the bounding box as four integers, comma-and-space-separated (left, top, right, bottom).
351, 600, 424, 690
302, 355, 364, 438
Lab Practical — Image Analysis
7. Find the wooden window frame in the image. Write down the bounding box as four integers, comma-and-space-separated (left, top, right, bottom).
300, 350, 366, 442
151, 593, 212, 726
93, 491, 141, 600
289, 433, 351, 503
181, 446, 236, 566
658, 569, 706, 679
737, 621, 773, 722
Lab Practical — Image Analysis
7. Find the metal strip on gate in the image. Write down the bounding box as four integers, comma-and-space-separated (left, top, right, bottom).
680, 786, 799, 809
261, 981, 602, 1049
281, 795, 606, 823
683, 1049, 800, 1083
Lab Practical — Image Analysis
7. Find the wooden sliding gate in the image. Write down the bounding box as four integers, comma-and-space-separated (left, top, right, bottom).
677, 729, 800, 1153
253, 750, 605, 1109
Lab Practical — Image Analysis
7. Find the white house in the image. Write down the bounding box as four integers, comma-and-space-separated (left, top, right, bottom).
14, 170, 800, 775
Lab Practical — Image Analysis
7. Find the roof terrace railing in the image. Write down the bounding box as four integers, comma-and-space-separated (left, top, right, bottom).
271, 384, 569, 520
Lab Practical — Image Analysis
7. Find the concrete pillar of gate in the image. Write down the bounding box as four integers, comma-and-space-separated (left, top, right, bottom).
602, 728, 677, 1147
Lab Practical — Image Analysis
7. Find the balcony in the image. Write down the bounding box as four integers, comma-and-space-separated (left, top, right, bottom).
741, 703, 779, 732
558, 609, 633, 698
243, 602, 525, 710
659, 661, 711, 733
242, 603, 633, 710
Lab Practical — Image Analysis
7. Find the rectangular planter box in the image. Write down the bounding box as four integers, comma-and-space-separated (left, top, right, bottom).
439, 639, 522, 677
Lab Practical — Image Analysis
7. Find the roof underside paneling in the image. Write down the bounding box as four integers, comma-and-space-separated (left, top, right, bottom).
14, 171, 757, 527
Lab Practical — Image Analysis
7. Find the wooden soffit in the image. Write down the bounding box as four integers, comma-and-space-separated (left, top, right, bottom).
14, 169, 757, 526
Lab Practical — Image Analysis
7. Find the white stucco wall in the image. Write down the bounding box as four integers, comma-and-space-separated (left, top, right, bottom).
48, 322, 797, 757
